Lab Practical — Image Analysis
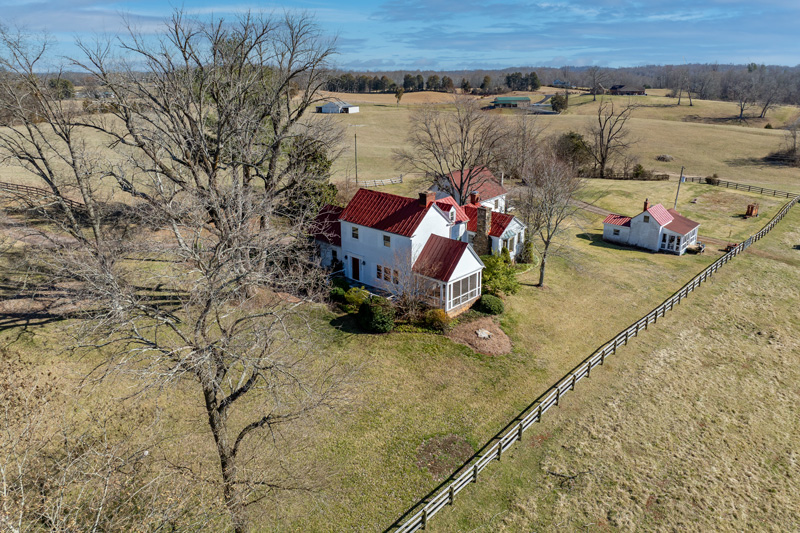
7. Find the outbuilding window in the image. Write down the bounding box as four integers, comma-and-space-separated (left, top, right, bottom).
613, 228, 620, 236
352, 227, 359, 239
383, 235, 391, 247
643, 215, 650, 223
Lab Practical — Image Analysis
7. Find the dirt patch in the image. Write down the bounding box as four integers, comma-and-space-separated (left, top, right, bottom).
447, 316, 512, 355
415, 434, 474, 481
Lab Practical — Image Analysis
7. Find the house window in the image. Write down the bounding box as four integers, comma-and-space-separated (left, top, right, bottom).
613, 228, 620, 236
383, 265, 390, 281
643, 215, 650, 223
383, 235, 391, 247
352, 227, 359, 239
393, 270, 399, 284
376, 265, 382, 279
494, 199, 499, 210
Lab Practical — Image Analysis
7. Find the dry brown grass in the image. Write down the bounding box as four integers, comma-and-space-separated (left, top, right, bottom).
432, 205, 800, 532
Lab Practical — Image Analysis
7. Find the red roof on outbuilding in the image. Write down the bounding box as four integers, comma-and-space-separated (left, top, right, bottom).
645, 203, 673, 226
464, 205, 514, 237
445, 167, 507, 200
665, 209, 700, 235
313, 204, 344, 246
412, 234, 470, 282
340, 189, 436, 236
603, 213, 632, 227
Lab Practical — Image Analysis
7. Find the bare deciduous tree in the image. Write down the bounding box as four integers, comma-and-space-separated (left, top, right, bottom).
586, 66, 607, 102
585, 99, 637, 178
394, 95, 506, 205
0, 12, 350, 532
517, 151, 582, 287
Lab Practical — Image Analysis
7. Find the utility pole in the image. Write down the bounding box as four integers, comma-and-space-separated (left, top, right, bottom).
674, 166, 685, 209
354, 132, 358, 183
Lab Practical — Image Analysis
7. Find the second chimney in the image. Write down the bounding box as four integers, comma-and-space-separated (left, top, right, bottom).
643, 198, 650, 212
419, 190, 436, 207
469, 191, 481, 205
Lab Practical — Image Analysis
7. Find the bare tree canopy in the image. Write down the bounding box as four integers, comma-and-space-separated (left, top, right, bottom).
394, 96, 506, 205
584, 99, 636, 179
0, 11, 349, 532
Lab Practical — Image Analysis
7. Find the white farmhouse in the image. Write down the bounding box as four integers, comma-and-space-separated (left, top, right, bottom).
316, 100, 359, 114
603, 199, 700, 255
431, 167, 508, 212
314, 188, 527, 315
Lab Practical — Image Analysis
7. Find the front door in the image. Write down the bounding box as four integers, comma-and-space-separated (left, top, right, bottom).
351, 257, 360, 281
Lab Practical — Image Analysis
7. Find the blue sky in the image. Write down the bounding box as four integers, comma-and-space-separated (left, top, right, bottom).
1, 0, 798, 69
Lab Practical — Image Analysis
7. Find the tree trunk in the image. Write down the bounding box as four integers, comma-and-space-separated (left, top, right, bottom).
538, 246, 548, 287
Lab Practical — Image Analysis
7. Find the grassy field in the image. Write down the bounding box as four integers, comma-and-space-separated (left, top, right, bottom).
430, 201, 800, 532
324, 90, 799, 191
2, 92, 799, 531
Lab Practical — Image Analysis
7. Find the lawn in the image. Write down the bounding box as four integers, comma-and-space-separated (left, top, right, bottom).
429, 198, 800, 532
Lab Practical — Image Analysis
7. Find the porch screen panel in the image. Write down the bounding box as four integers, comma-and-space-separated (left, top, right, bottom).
449, 272, 481, 309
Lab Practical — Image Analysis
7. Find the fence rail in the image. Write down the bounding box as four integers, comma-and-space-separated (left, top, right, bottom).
0, 180, 85, 210
390, 190, 800, 532
357, 175, 403, 188
683, 176, 795, 198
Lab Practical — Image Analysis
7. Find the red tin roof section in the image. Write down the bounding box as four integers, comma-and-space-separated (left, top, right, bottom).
434, 196, 470, 223
666, 209, 700, 235
464, 205, 514, 237
645, 203, 673, 226
603, 213, 632, 227
313, 204, 344, 246
445, 167, 507, 200
412, 234, 469, 282
340, 189, 435, 237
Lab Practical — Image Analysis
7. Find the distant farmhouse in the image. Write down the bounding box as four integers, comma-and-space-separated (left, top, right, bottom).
314, 180, 527, 315
316, 100, 359, 114
491, 96, 531, 108
609, 85, 646, 96
603, 199, 699, 255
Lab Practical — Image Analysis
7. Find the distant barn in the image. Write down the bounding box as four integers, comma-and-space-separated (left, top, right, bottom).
316, 100, 360, 114
609, 85, 646, 96
491, 96, 531, 108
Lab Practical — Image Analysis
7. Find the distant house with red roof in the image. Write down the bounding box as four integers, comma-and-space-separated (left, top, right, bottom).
431, 167, 508, 212
313, 187, 526, 315
603, 199, 699, 255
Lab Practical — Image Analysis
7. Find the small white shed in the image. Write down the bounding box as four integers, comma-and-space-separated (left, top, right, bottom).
316, 101, 359, 114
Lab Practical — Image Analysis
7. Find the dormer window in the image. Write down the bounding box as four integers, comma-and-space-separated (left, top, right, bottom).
449, 209, 455, 222
643, 215, 650, 223
494, 199, 499, 210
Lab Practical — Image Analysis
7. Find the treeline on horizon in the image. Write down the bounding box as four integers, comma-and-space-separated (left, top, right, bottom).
324, 63, 800, 110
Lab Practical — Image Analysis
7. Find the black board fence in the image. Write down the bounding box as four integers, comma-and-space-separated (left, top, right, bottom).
683, 176, 795, 198
388, 191, 800, 532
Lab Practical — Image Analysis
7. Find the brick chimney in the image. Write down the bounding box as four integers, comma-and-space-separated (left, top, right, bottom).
472, 205, 492, 256
469, 191, 481, 205
418, 190, 436, 207
643, 198, 650, 211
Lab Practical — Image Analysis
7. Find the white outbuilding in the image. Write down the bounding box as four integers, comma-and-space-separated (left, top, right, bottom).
316, 100, 359, 114
603, 199, 699, 255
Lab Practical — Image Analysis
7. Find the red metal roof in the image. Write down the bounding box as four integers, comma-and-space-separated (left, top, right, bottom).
464, 205, 514, 237
412, 234, 469, 282
434, 197, 470, 223
340, 189, 435, 237
313, 204, 343, 246
445, 167, 507, 200
645, 203, 673, 226
666, 209, 700, 235
603, 213, 632, 227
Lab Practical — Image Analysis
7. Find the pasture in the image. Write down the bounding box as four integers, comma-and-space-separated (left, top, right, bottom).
1, 90, 799, 531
